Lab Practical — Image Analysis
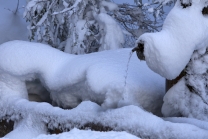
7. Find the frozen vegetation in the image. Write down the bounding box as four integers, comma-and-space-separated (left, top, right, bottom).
137, 0, 208, 79
133, 0, 208, 132
1, 0, 208, 139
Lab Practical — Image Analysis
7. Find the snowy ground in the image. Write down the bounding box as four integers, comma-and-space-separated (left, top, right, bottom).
0, 41, 208, 139
1, 0, 208, 139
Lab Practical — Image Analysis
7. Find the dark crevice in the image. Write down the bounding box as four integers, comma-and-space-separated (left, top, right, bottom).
48, 122, 113, 134
186, 84, 194, 92
180, 0, 192, 9
132, 42, 145, 60
202, 6, 208, 15
0, 120, 14, 137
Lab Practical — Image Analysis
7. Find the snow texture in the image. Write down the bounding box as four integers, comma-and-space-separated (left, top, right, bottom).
0, 40, 164, 115
33, 128, 140, 139
96, 13, 124, 51
100, 1, 118, 11
162, 47, 208, 121
137, 0, 208, 79
1, 40, 208, 138
1, 100, 208, 139
163, 117, 208, 130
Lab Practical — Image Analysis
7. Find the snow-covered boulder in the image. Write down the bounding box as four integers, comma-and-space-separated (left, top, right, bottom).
133, 0, 208, 80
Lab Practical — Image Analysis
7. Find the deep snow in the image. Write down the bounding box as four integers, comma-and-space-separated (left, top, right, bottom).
0, 40, 165, 115
137, 0, 208, 79
1, 0, 208, 139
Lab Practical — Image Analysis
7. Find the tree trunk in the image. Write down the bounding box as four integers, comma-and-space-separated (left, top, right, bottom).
165, 71, 185, 92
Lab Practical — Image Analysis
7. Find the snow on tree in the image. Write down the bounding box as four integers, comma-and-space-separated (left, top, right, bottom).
132, 0, 208, 120
2, 0, 208, 138
0, 39, 207, 138
162, 47, 208, 120
113, 0, 175, 47
24, 0, 124, 54
24, 0, 176, 52
133, 0, 208, 79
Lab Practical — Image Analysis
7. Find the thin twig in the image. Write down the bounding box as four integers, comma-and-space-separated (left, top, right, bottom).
14, 0, 19, 14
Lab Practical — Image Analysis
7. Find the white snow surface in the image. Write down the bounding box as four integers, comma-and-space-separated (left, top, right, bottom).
1, 100, 208, 139
0, 40, 164, 115
33, 128, 140, 139
100, 1, 118, 11
96, 13, 124, 51
137, 0, 208, 79
162, 47, 208, 120
163, 117, 208, 131
1, 40, 208, 138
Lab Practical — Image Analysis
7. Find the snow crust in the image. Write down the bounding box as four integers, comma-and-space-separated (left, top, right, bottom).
137, 0, 208, 79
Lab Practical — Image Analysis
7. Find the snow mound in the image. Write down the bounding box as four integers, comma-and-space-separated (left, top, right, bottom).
1, 100, 208, 139
0, 40, 164, 115
137, 0, 208, 79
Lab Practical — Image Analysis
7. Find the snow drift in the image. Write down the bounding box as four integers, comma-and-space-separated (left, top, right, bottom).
0, 40, 164, 115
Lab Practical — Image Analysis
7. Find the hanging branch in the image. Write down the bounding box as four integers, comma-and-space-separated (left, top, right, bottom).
14, 0, 19, 14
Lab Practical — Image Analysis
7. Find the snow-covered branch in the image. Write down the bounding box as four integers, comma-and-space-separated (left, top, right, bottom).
24, 0, 124, 54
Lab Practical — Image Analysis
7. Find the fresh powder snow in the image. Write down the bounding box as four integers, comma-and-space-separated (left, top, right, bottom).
1, 0, 208, 139
0, 40, 165, 115
136, 0, 208, 79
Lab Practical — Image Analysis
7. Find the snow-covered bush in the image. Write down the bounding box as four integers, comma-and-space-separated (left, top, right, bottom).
162, 47, 208, 120
24, 0, 176, 51
103, 0, 175, 48
24, 0, 124, 54
133, 0, 208, 79
131, 0, 208, 120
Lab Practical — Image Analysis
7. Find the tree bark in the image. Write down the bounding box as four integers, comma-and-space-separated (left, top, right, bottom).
165, 70, 185, 92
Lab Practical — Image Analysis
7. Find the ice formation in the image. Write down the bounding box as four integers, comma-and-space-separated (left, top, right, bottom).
134, 0, 208, 79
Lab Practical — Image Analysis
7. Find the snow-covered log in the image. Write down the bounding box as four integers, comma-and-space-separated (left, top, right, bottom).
2, 99, 208, 139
